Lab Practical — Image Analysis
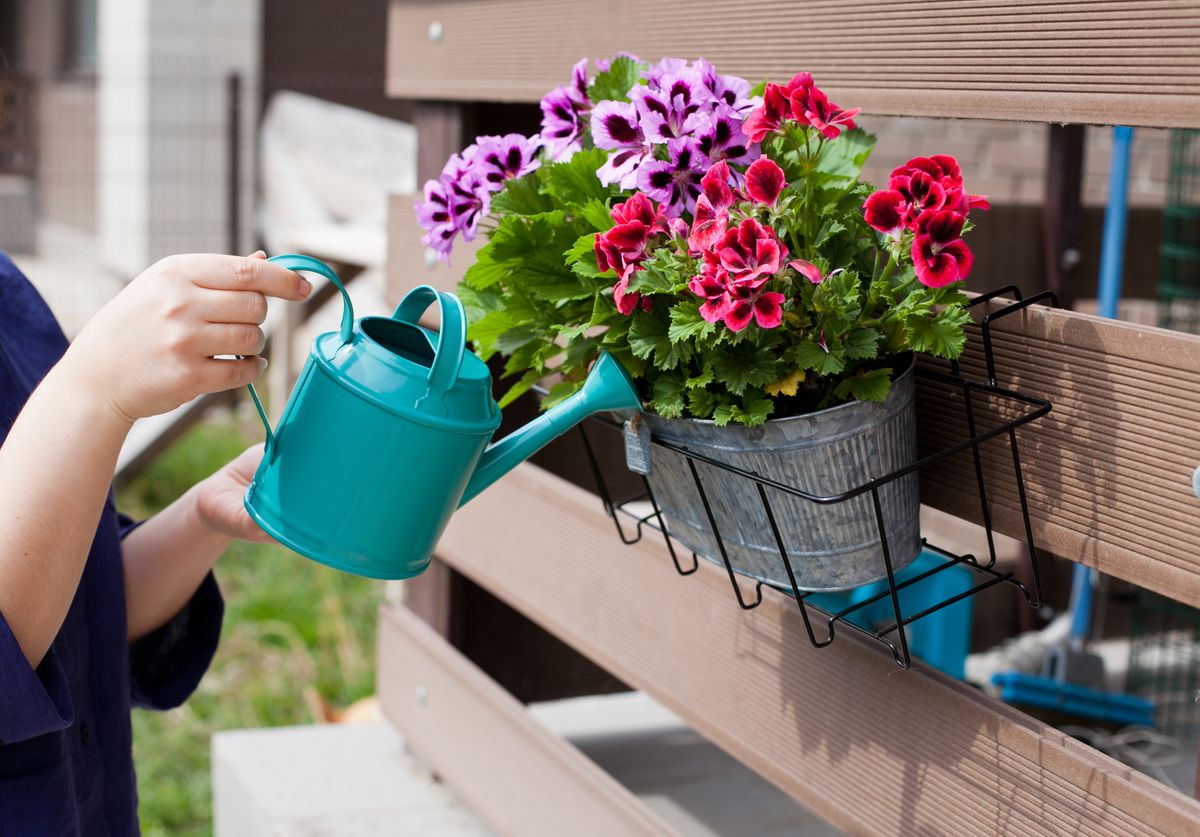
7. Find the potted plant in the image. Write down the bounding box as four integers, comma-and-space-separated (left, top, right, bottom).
415, 56, 986, 591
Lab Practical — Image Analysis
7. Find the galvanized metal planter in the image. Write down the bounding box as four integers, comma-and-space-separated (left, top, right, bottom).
634, 358, 920, 591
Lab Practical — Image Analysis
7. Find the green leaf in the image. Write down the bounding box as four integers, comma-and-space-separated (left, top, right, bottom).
650, 372, 686, 419
579, 199, 615, 232
686, 387, 719, 418
844, 327, 882, 360
906, 306, 971, 359
814, 127, 876, 183
543, 148, 615, 208
467, 309, 518, 357
713, 403, 737, 427
834, 367, 893, 402
712, 349, 779, 396
788, 339, 846, 376
494, 324, 541, 354
668, 303, 716, 343
463, 247, 512, 290
588, 55, 645, 103
628, 307, 692, 370
497, 368, 543, 409
490, 173, 554, 215
625, 250, 685, 296
732, 391, 773, 427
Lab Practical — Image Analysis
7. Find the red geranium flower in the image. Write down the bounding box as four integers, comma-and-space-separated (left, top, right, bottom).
887, 169, 946, 228
745, 158, 786, 206
742, 83, 791, 143
714, 218, 788, 289
912, 210, 973, 288
688, 256, 732, 323
863, 189, 907, 236
892, 155, 989, 214
610, 192, 669, 231
788, 259, 825, 285
789, 82, 859, 141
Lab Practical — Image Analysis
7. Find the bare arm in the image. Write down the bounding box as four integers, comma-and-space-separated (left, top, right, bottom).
121, 445, 267, 641
0, 253, 309, 667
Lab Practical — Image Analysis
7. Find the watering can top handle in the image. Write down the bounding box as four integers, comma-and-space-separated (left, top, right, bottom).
392, 285, 467, 397
267, 254, 354, 345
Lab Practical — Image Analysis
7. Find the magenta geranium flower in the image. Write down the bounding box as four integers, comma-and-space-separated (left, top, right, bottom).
611, 192, 669, 231
892, 156, 990, 214
742, 83, 790, 143
912, 210, 973, 288
863, 189, 906, 236
790, 84, 859, 141
714, 218, 788, 288
415, 151, 492, 262
473, 134, 542, 189
745, 158, 786, 206
637, 137, 707, 216
694, 58, 755, 115
887, 169, 946, 228
723, 284, 787, 332
687, 161, 736, 253
788, 259, 825, 285
688, 257, 732, 323
591, 100, 651, 189
539, 59, 591, 161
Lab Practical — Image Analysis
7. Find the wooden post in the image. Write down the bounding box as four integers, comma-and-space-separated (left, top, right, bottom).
1042, 124, 1085, 310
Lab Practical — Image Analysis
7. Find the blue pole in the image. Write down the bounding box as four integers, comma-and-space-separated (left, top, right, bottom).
1069, 125, 1135, 650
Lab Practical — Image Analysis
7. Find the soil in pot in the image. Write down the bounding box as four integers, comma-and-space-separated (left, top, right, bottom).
630, 356, 921, 592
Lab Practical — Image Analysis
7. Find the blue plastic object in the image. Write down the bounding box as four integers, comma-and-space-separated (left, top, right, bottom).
243, 254, 643, 579
807, 550, 974, 679
992, 672, 1155, 727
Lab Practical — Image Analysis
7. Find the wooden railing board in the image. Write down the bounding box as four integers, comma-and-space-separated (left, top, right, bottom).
387, 0, 1200, 127
415, 464, 1200, 836
918, 302, 1200, 608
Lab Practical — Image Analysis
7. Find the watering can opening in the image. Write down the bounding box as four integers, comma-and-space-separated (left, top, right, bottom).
360, 316, 437, 368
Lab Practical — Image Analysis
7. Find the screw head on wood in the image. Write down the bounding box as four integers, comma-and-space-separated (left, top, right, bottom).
1192, 464, 1200, 500
414, 686, 428, 705
428, 20, 444, 43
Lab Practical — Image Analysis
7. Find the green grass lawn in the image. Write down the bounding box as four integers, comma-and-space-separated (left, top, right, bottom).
117, 413, 383, 837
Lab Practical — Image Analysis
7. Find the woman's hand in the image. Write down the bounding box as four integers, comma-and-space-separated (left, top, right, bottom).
63, 251, 311, 423
192, 444, 272, 543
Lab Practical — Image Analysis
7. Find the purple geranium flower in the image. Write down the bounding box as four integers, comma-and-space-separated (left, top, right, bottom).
642, 57, 689, 90
539, 59, 590, 161
631, 66, 708, 144
637, 137, 708, 216
693, 58, 755, 115
694, 105, 759, 169
473, 134, 542, 189
591, 100, 651, 189
415, 152, 492, 263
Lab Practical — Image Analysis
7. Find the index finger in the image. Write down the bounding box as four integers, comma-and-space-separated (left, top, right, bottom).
185, 254, 313, 301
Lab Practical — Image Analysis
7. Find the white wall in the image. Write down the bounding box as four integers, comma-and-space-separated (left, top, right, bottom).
98, 0, 260, 276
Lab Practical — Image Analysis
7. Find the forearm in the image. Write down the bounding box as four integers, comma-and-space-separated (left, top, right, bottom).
121, 485, 231, 641
0, 357, 133, 666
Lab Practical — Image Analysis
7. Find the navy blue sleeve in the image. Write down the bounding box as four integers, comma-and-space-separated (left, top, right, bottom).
120, 514, 225, 710
0, 612, 75, 744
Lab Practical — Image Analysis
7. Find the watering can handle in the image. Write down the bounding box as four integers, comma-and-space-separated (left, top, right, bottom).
392, 285, 467, 401
245, 254, 355, 449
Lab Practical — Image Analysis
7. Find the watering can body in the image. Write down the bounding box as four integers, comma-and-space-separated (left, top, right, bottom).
244, 254, 642, 580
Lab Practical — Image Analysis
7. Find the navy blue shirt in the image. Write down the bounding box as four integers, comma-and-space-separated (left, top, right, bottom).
0, 253, 224, 834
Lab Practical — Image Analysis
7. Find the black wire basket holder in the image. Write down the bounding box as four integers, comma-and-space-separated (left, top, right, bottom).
574, 287, 1058, 669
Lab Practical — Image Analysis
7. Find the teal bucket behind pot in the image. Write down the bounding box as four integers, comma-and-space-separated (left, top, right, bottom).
243, 255, 500, 580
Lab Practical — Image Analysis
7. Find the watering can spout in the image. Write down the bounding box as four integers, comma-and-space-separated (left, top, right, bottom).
459, 352, 642, 505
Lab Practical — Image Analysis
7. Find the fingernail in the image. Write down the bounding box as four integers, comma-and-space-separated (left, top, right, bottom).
299, 278, 313, 298
256, 357, 269, 373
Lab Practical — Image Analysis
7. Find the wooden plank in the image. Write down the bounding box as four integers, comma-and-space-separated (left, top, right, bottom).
377, 602, 675, 837
387, 0, 1200, 127
427, 464, 1200, 835
918, 301, 1200, 608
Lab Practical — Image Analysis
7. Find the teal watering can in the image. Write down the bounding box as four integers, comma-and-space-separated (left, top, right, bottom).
243, 254, 643, 579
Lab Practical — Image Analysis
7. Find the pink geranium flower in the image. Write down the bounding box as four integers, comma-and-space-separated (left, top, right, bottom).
687, 160, 735, 253
723, 284, 787, 331
888, 169, 946, 228
912, 210, 973, 288
742, 83, 791, 143
862, 189, 907, 236
714, 218, 788, 288
688, 256, 733, 323
892, 155, 990, 214
788, 259, 825, 285
789, 80, 859, 141
745, 158, 786, 206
